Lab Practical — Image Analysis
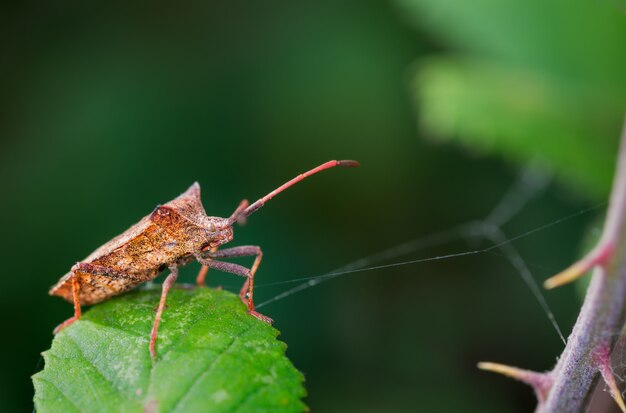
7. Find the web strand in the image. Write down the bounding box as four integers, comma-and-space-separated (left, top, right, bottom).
254, 203, 603, 292
254, 210, 599, 308
484, 165, 550, 227
484, 227, 566, 344
255, 205, 601, 300
254, 167, 602, 345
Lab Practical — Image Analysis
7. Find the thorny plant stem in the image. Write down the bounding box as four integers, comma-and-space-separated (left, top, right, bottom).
540, 122, 626, 412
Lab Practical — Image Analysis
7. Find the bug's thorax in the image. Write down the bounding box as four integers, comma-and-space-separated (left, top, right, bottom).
146, 182, 234, 254
150, 205, 233, 253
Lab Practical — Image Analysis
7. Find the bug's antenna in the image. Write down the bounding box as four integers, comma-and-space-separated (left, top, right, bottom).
227, 160, 359, 224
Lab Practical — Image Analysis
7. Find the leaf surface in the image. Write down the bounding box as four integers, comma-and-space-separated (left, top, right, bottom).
413, 57, 618, 199
33, 287, 306, 413
398, 0, 626, 200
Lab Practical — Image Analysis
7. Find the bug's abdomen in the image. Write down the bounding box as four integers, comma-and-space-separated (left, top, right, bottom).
99, 226, 182, 273
50, 224, 185, 305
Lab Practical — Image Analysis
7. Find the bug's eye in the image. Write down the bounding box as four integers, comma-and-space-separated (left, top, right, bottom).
208, 223, 216, 232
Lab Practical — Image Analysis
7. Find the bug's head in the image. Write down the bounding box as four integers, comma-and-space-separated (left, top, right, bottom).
201, 217, 234, 249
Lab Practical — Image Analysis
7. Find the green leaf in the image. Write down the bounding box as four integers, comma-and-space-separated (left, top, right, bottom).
414, 57, 618, 199
398, 0, 626, 200
32, 287, 306, 413
398, 0, 626, 85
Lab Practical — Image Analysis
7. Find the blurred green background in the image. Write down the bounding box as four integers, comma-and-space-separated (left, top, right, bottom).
1, 0, 625, 411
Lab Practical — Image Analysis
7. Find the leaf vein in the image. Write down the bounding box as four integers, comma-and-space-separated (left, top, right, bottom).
169, 323, 256, 413
35, 377, 83, 413
65, 333, 121, 395
229, 382, 270, 413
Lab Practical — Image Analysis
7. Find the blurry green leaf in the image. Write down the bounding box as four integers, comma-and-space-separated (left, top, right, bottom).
398, 0, 626, 84
399, 0, 626, 200
415, 57, 617, 198
32, 288, 306, 413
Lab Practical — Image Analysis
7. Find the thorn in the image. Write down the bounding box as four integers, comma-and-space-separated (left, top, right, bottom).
544, 242, 615, 290
596, 346, 626, 412
544, 260, 592, 290
600, 366, 626, 413
478, 362, 552, 403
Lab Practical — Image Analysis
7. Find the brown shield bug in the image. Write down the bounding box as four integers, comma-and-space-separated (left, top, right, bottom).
50, 160, 359, 358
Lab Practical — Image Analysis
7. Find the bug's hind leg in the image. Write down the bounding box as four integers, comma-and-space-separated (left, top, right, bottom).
53, 273, 82, 334
197, 246, 272, 324
150, 265, 179, 359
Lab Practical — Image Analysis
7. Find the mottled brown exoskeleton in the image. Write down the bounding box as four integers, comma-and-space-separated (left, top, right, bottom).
50, 160, 359, 358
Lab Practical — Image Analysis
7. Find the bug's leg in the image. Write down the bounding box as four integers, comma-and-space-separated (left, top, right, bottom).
204, 246, 264, 318
52, 262, 142, 334
150, 266, 179, 359
196, 247, 273, 324
196, 265, 209, 286
196, 246, 218, 286
53, 273, 82, 333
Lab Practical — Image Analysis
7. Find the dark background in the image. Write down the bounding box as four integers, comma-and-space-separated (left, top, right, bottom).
1, 0, 624, 411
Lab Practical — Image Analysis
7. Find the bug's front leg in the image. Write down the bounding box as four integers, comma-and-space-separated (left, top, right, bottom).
196, 246, 272, 324
150, 265, 179, 359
